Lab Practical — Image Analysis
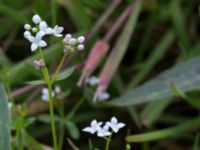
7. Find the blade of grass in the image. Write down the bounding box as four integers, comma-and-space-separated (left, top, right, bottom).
0, 84, 10, 150
95, 0, 142, 99
169, 0, 190, 51
128, 30, 174, 88
64, 0, 92, 30
193, 133, 200, 150
0, 4, 27, 24
126, 116, 200, 142
141, 98, 172, 127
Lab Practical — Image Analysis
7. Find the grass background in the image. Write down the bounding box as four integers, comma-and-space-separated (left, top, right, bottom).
0, 0, 200, 149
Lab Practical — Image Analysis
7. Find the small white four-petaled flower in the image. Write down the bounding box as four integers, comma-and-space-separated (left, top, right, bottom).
98, 91, 110, 101
27, 31, 47, 51
85, 76, 100, 86
106, 117, 125, 133
82, 120, 102, 134
41, 88, 55, 102
97, 125, 111, 137
82, 117, 125, 138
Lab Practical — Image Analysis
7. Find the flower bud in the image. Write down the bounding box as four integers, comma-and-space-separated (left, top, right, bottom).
24, 24, 31, 30
24, 31, 31, 39
32, 14, 41, 24
77, 36, 85, 43
33, 59, 45, 70
77, 44, 85, 51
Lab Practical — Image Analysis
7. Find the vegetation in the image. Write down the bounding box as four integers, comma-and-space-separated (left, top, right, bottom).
0, 0, 200, 149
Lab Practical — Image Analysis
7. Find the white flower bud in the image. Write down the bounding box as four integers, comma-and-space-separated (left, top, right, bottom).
77, 44, 85, 51
24, 24, 31, 30
32, 27, 37, 33
32, 14, 41, 24
65, 34, 72, 40
77, 36, 85, 43
68, 38, 77, 45
24, 31, 31, 39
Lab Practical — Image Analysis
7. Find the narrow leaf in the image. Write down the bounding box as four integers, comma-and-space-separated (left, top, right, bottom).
108, 56, 200, 106
126, 117, 200, 142
0, 84, 10, 150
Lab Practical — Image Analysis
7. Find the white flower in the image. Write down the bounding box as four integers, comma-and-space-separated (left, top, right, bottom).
77, 36, 85, 43
77, 44, 85, 51
65, 34, 72, 41
24, 31, 31, 39
32, 14, 41, 24
82, 120, 103, 134
54, 85, 61, 94
106, 117, 125, 133
52, 25, 64, 37
41, 88, 55, 102
98, 92, 110, 101
24, 24, 31, 30
27, 31, 47, 51
39, 21, 54, 35
32, 27, 37, 33
68, 38, 77, 45
85, 76, 99, 86
8, 102, 12, 109
97, 125, 111, 137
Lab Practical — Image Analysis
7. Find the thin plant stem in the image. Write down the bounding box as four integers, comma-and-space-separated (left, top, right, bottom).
39, 47, 58, 150
51, 53, 67, 83
58, 100, 65, 150
105, 134, 112, 150
47, 82, 58, 150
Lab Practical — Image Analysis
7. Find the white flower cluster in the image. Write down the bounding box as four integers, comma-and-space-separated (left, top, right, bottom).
82, 117, 125, 137
41, 85, 62, 102
86, 76, 110, 101
24, 14, 64, 52
63, 34, 85, 53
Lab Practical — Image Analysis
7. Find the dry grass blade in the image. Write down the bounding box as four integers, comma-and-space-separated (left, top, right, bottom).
93, 1, 142, 102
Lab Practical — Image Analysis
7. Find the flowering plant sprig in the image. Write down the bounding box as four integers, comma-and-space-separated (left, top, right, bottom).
83, 117, 125, 150
24, 14, 85, 150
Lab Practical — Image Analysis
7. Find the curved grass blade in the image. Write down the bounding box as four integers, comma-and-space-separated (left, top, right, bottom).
126, 117, 200, 142
0, 84, 10, 150
108, 56, 200, 106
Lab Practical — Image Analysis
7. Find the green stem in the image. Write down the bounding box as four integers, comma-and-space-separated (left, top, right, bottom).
105, 134, 112, 150
48, 82, 58, 150
51, 53, 67, 83
58, 100, 65, 150
39, 48, 50, 82
39, 47, 58, 150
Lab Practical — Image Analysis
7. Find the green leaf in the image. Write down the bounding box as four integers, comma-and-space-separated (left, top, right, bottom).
23, 117, 36, 128
24, 132, 43, 150
193, 133, 200, 150
25, 67, 74, 85
65, 0, 92, 30
65, 121, 80, 139
55, 67, 74, 82
141, 99, 172, 126
108, 56, 200, 106
0, 84, 10, 150
25, 80, 45, 85
126, 117, 200, 142
37, 114, 60, 124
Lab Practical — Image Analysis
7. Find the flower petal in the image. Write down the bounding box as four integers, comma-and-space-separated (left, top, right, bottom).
111, 117, 118, 124
82, 127, 95, 134
38, 40, 47, 47
117, 123, 125, 129
31, 43, 38, 51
